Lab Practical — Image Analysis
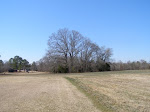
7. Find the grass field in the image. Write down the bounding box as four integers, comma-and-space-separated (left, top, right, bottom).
0, 72, 99, 112
0, 70, 150, 112
66, 70, 150, 112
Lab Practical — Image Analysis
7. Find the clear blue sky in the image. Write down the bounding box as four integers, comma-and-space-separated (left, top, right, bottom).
0, 0, 150, 63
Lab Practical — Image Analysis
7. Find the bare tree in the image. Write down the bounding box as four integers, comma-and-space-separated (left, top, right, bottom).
98, 46, 113, 62
41, 28, 113, 73
48, 28, 69, 72
68, 30, 84, 72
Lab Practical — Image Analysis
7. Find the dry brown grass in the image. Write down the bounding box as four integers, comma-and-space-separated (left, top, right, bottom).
66, 70, 150, 112
1, 70, 150, 112
0, 73, 100, 112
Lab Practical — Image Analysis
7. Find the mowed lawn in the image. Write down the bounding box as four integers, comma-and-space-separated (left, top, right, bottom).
66, 70, 150, 112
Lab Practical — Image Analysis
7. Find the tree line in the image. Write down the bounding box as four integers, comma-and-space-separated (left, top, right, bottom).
0, 28, 150, 73
1, 58, 149, 73
110, 60, 150, 71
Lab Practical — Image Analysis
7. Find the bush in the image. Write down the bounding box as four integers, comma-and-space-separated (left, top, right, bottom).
57, 65, 69, 73
8, 68, 17, 72
97, 63, 110, 71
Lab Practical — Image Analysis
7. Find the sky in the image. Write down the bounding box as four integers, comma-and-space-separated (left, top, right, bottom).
0, 0, 150, 63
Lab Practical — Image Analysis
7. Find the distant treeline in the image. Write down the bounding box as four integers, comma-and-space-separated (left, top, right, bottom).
110, 60, 150, 71
1, 58, 150, 73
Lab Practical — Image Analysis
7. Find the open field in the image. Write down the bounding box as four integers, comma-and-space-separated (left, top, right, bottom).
0, 73, 99, 112
0, 70, 150, 112
66, 70, 150, 112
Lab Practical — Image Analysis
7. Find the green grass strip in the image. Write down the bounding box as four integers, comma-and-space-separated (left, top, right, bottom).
65, 77, 114, 112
